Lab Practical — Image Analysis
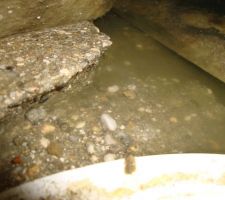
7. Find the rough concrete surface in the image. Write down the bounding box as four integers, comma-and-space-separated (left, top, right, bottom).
0, 0, 115, 38
0, 21, 112, 120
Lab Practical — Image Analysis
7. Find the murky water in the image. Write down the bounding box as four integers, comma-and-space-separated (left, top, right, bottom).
0, 11, 225, 190
48, 12, 225, 154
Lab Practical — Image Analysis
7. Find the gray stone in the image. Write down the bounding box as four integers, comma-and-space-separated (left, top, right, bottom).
100, 113, 117, 131
25, 107, 47, 124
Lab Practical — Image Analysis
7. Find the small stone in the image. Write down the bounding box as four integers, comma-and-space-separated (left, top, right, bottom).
123, 90, 136, 99
40, 137, 50, 148
13, 136, 23, 146
76, 121, 86, 129
100, 114, 117, 131
26, 164, 40, 178
15, 57, 25, 66
25, 107, 47, 124
169, 117, 178, 123
104, 153, 116, 162
120, 125, 125, 130
92, 126, 101, 134
107, 85, 120, 93
184, 113, 197, 121
136, 44, 143, 49
91, 155, 99, 163
23, 123, 31, 130
117, 132, 132, 146
124, 60, 131, 66
151, 117, 157, 122
127, 84, 137, 91
145, 108, 152, 113
138, 107, 145, 112
156, 129, 161, 133
184, 115, 192, 121
69, 135, 78, 142
104, 134, 117, 145
41, 124, 56, 134
172, 78, 180, 83
87, 143, 95, 154
207, 88, 213, 95
47, 142, 63, 157
71, 115, 79, 121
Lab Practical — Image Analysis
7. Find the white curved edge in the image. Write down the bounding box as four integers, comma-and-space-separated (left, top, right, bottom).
0, 153, 225, 200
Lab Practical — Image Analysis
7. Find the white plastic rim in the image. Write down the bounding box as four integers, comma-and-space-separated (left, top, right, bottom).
1, 154, 225, 200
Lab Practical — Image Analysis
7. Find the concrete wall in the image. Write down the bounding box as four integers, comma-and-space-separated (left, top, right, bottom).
0, 0, 115, 38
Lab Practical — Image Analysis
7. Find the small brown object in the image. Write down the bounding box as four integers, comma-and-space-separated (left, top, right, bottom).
47, 142, 63, 157
26, 164, 40, 178
11, 155, 23, 165
125, 154, 136, 174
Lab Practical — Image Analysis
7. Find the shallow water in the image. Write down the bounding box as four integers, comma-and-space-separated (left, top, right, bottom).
43, 12, 225, 154
0, 11, 225, 191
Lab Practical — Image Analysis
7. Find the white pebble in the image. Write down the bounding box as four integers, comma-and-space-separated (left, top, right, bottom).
127, 84, 136, 91
91, 155, 99, 163
40, 137, 50, 148
207, 88, 213, 95
87, 144, 95, 154
15, 57, 24, 63
107, 85, 119, 93
76, 121, 86, 129
104, 153, 116, 162
120, 125, 125, 130
100, 114, 117, 131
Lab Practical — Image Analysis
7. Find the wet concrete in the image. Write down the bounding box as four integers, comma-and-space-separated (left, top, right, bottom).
0, 21, 111, 120
0, 11, 225, 192
114, 0, 225, 83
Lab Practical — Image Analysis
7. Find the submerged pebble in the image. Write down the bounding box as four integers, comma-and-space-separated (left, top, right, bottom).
40, 137, 50, 148
123, 90, 136, 99
76, 121, 86, 129
104, 134, 117, 145
41, 124, 56, 134
107, 85, 120, 93
87, 143, 95, 154
47, 142, 63, 157
104, 153, 116, 162
100, 113, 117, 131
25, 107, 47, 124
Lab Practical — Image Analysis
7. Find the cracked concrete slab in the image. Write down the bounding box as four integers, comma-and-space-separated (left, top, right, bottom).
0, 21, 112, 120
